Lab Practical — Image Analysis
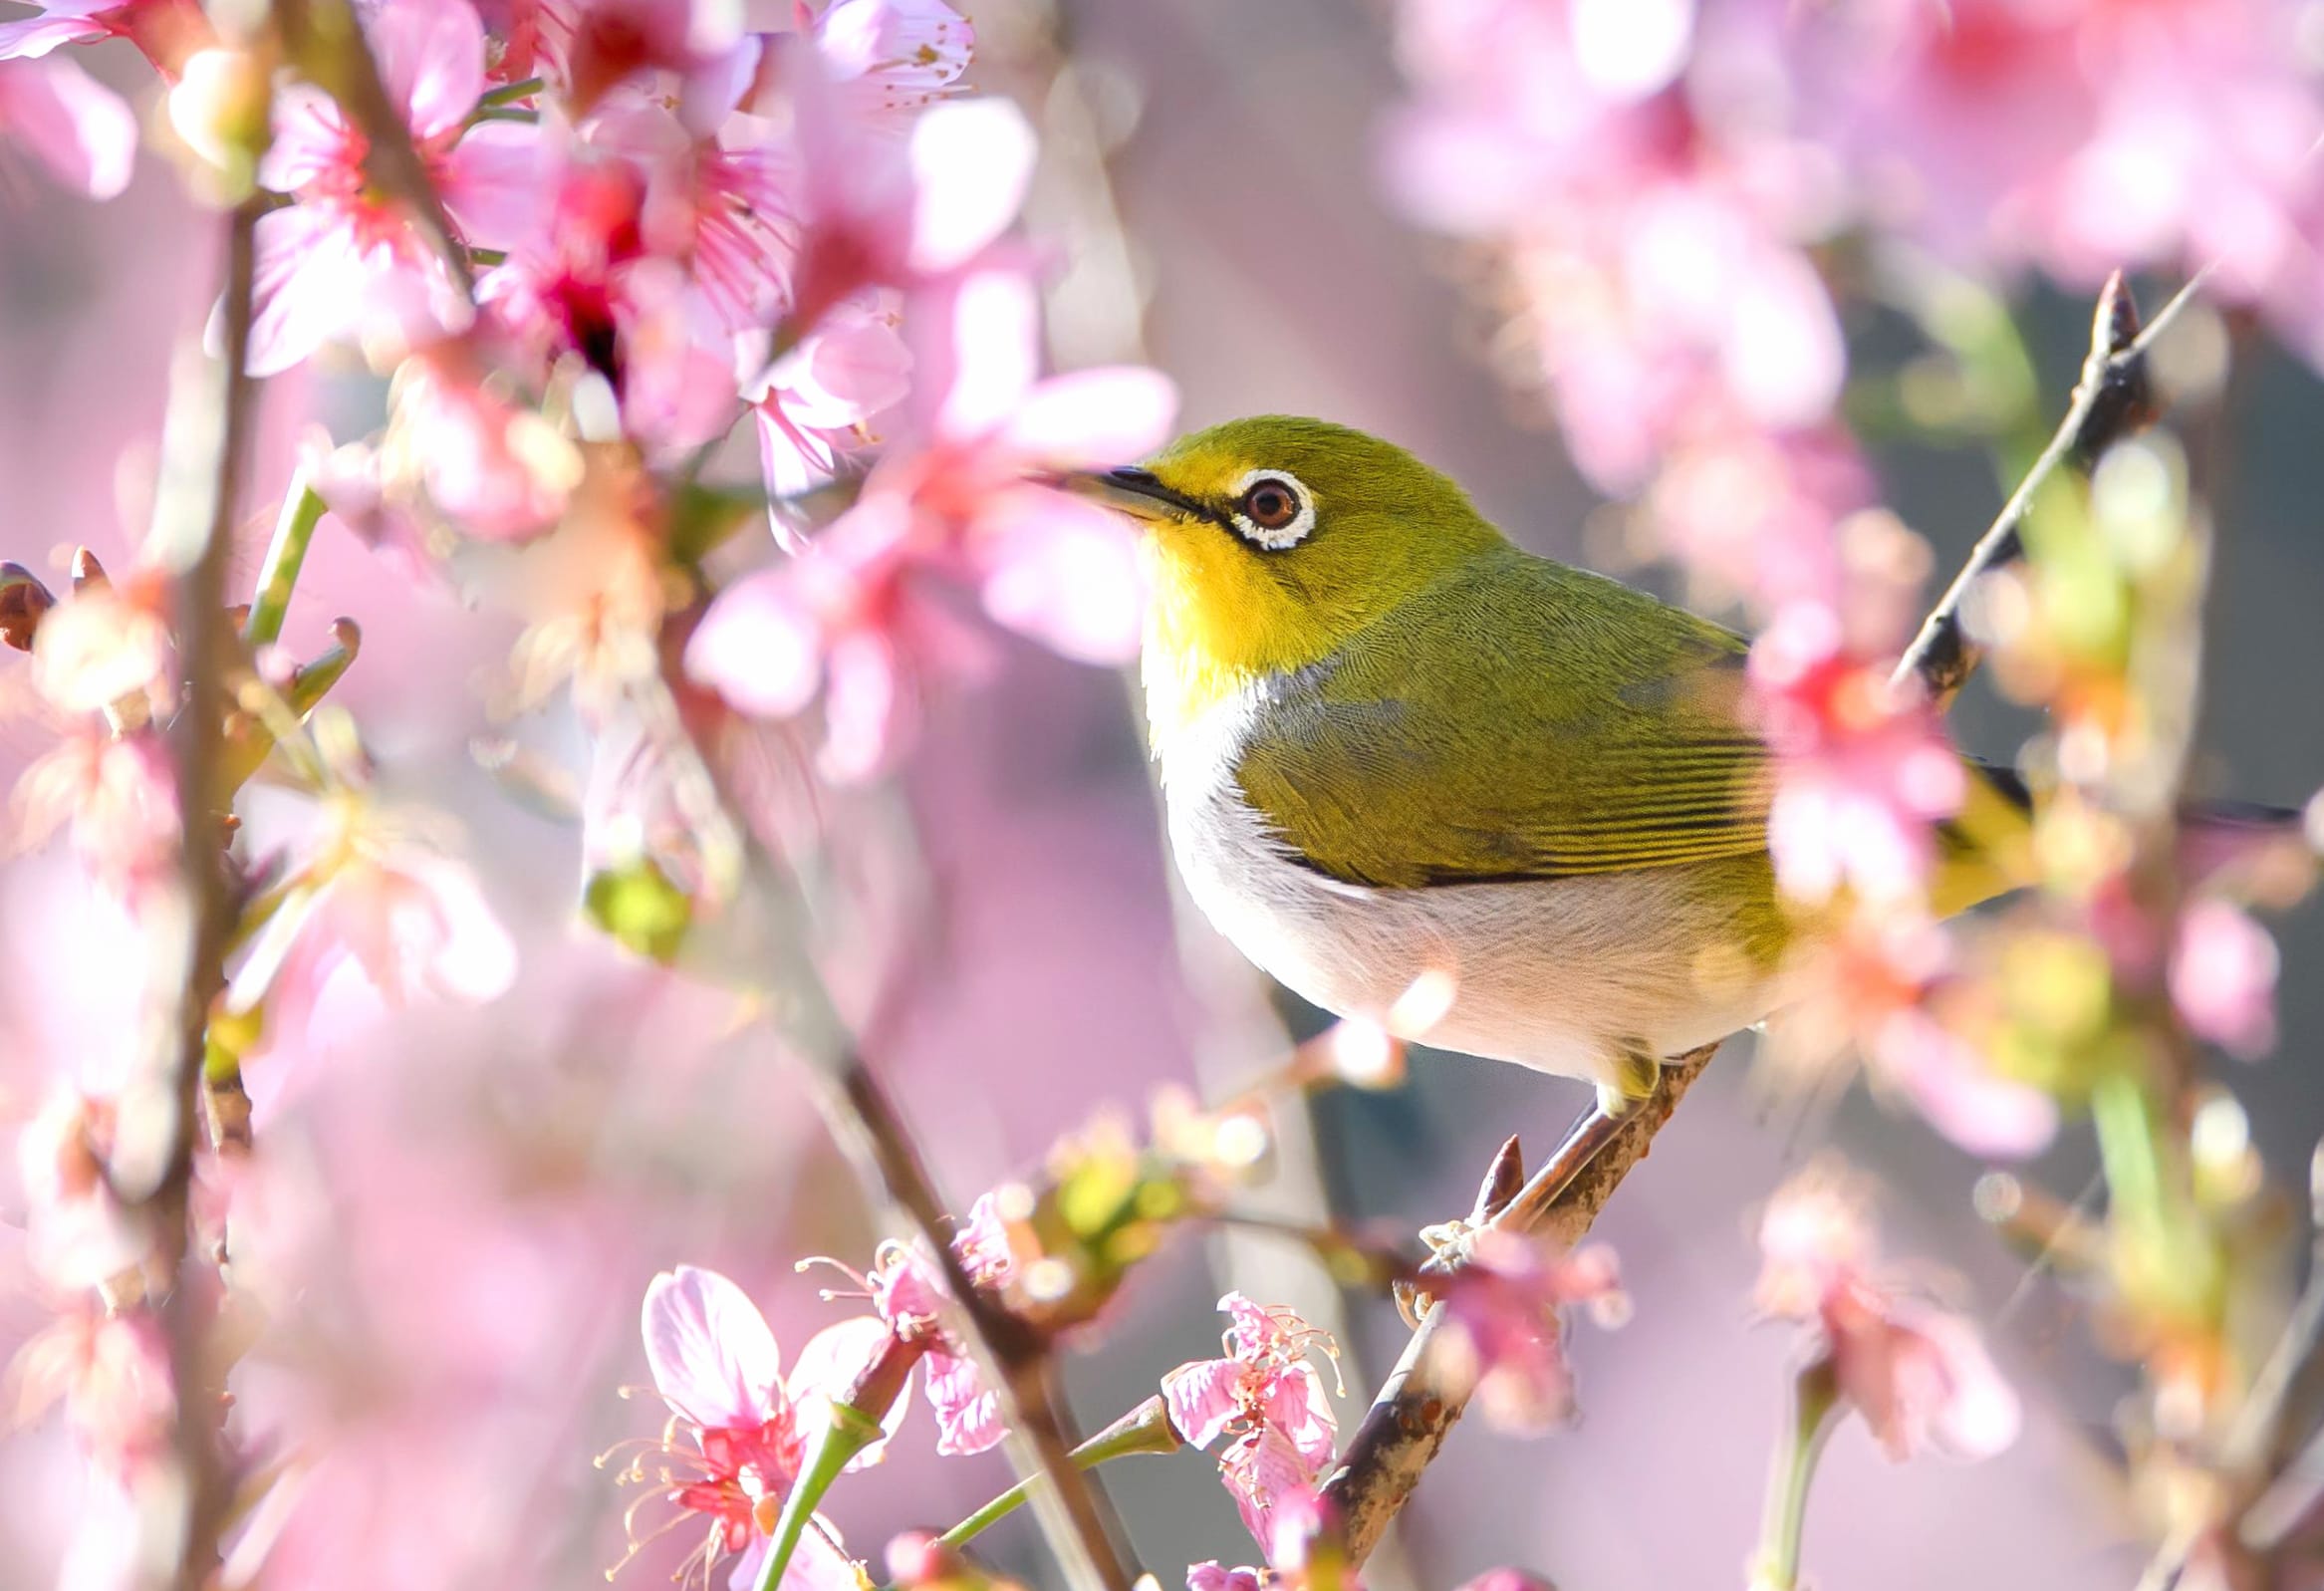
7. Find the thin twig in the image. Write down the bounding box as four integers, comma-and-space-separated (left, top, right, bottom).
137, 190, 267, 1591
1319, 1047, 1714, 1564
634, 663, 1136, 1591
1893, 270, 2191, 704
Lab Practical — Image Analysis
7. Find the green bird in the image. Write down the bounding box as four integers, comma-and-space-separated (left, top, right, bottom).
1082, 416, 2047, 1113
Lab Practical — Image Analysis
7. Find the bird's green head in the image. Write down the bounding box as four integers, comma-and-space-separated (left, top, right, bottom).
1084, 416, 1507, 737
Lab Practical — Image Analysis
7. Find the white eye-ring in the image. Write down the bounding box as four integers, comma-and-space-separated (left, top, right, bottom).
1227, 469, 1316, 551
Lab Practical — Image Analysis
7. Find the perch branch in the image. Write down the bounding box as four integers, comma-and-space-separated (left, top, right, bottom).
1320, 1046, 1713, 1563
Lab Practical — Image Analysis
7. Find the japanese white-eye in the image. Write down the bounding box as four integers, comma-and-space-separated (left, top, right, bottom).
1083, 416, 2032, 1102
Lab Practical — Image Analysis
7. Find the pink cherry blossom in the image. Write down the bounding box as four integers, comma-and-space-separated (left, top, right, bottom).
1162, 1292, 1338, 1473
782, 57, 1036, 335
0, 0, 208, 77
246, 0, 542, 376
861, 1191, 1014, 1456
386, 345, 582, 539
683, 492, 996, 782
1185, 1565, 1263, 1591
1756, 1163, 2021, 1462
14, 1087, 153, 1288
812, 0, 973, 123
2170, 898, 2280, 1059
615, 1265, 868, 1591
1752, 597, 1965, 909
9, 1303, 174, 1481
1455, 1574, 1556, 1591
247, 812, 518, 1047
0, 54, 133, 198
12, 728, 180, 903
1432, 1228, 1629, 1435
746, 293, 913, 514
475, 147, 738, 453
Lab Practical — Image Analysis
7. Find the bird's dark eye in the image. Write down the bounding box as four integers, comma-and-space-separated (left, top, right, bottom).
1241, 479, 1301, 531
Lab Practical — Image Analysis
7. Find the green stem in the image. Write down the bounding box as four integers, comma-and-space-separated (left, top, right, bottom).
1752, 1357, 1841, 1591
755, 1401, 885, 1591
937, 1395, 1183, 1549
245, 478, 327, 648
475, 76, 542, 108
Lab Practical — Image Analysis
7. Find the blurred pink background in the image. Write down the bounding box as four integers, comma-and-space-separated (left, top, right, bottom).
9, 3, 2324, 1588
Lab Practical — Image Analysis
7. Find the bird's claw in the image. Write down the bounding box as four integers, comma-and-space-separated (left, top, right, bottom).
1396, 1218, 1481, 1325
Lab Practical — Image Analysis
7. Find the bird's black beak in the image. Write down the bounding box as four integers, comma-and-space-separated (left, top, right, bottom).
1062, 466, 1217, 525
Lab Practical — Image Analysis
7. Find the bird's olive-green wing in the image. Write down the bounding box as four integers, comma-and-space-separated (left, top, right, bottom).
1233, 548, 1774, 889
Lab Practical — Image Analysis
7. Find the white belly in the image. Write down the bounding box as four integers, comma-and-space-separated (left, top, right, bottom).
1159, 686, 1789, 1090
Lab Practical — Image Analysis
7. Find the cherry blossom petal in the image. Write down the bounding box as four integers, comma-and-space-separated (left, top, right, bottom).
922, 1348, 1004, 1457
1874, 1011, 2058, 1159
642, 1265, 786, 1432
905, 95, 1034, 273
726, 1526, 862, 1591
438, 121, 546, 250
0, 0, 112, 60
817, 0, 972, 107
243, 203, 369, 377
1160, 1355, 1243, 1451
921, 265, 1039, 443
0, 56, 134, 198
788, 1317, 906, 1469
375, 0, 488, 143
2171, 899, 2280, 1058
972, 485, 1145, 664
685, 568, 827, 719
999, 367, 1179, 471
258, 80, 351, 191
1185, 1567, 1264, 1591
399, 852, 518, 1001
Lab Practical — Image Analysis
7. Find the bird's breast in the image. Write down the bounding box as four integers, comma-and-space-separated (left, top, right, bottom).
1155, 678, 1793, 1087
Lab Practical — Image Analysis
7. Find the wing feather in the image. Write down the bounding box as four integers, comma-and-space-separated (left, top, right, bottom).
1232, 550, 1775, 889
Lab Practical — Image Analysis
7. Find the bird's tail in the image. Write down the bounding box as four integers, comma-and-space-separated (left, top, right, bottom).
1937, 760, 2315, 916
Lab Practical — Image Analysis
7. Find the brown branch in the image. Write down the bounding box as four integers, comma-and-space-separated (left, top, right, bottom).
631, 664, 1136, 1591
1893, 269, 2203, 704
136, 191, 267, 1591
1321, 1046, 1715, 1564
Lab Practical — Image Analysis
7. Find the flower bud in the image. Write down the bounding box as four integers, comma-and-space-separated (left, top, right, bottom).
0, 561, 55, 651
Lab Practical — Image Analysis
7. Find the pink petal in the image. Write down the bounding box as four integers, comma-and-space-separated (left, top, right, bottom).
905, 96, 1033, 273
923, 266, 1039, 443
242, 203, 370, 377
0, 56, 134, 199
438, 120, 545, 251
259, 81, 353, 192
922, 1348, 1004, 1456
789, 1316, 906, 1470
1000, 367, 1179, 471
1262, 1363, 1338, 1470
816, 0, 972, 98
684, 568, 827, 719
404, 854, 517, 1002
1875, 1011, 2058, 1159
641, 1265, 786, 1431
375, 0, 487, 143
728, 1525, 862, 1591
1160, 1356, 1243, 1451
0, 1, 112, 61
972, 486, 1146, 664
